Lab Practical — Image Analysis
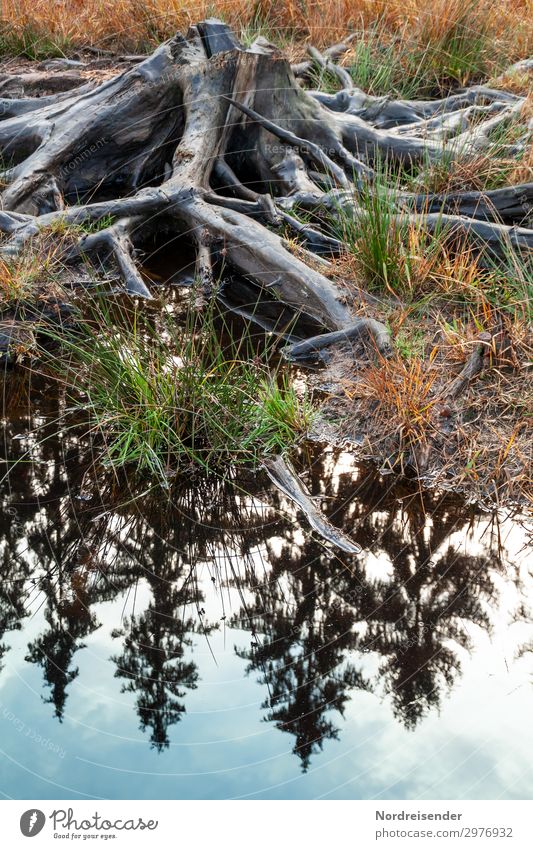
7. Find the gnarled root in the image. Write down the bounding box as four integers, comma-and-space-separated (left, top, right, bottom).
0, 19, 531, 363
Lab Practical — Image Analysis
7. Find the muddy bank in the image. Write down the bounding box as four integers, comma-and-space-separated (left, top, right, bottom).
0, 21, 531, 510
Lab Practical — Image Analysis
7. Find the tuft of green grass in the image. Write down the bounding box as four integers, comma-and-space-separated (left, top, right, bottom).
347, 4, 509, 100
394, 328, 426, 360
0, 244, 64, 308
347, 188, 412, 294
38, 297, 314, 485
238, 13, 285, 48
0, 22, 71, 60
327, 164, 433, 295
76, 215, 116, 234
483, 248, 533, 322
44, 214, 116, 238
331, 180, 532, 316
347, 26, 428, 99
414, 0, 496, 89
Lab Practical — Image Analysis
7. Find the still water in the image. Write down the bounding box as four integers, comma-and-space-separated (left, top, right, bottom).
0, 370, 532, 800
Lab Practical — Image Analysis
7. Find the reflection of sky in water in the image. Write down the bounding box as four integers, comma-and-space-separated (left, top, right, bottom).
1, 377, 532, 800
1, 513, 532, 800
1, 575, 533, 801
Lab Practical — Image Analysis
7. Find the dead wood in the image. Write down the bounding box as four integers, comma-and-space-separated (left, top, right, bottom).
262, 454, 361, 553
444, 333, 493, 400
0, 18, 531, 363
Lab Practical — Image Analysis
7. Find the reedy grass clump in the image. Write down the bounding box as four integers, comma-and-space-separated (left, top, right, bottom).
483, 248, 533, 323
328, 158, 532, 318
410, 0, 497, 90
346, 352, 438, 457
345, 27, 416, 97
344, 0, 520, 98
328, 167, 408, 292
39, 296, 313, 485
334, 191, 532, 317
328, 165, 447, 296
0, 21, 70, 59
0, 243, 64, 308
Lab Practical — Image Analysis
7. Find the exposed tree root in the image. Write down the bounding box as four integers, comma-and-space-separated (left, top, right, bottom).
444, 333, 493, 400
262, 454, 361, 554
283, 319, 392, 363
0, 18, 531, 363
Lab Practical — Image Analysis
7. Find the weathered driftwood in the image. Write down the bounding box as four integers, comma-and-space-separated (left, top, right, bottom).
291, 33, 357, 78
283, 319, 393, 362
262, 454, 361, 554
0, 18, 531, 354
444, 333, 493, 400
309, 84, 522, 130
414, 184, 533, 225
0, 70, 88, 96
277, 191, 533, 255
305, 45, 354, 90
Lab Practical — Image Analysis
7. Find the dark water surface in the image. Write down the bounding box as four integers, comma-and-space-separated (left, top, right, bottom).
0, 370, 532, 800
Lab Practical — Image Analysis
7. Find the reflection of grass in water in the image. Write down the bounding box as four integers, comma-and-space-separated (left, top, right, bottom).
37, 295, 314, 486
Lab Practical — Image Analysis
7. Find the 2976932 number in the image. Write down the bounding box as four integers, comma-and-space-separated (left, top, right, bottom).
462, 828, 513, 837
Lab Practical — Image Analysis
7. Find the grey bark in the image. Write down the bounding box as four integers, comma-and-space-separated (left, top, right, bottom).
0, 19, 531, 357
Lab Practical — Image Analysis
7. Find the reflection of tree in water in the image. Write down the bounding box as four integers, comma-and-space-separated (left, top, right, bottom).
25, 569, 100, 719
0, 507, 31, 675
235, 555, 371, 771
110, 513, 206, 751
232, 451, 505, 766
0, 375, 523, 762
106, 473, 278, 748
359, 547, 494, 729
0, 377, 268, 743
343, 464, 500, 728
1, 378, 138, 718
0, 379, 35, 672
112, 601, 199, 751
0, 377, 89, 697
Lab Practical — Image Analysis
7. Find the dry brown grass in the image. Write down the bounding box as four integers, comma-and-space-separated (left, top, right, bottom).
0, 234, 68, 307
0, 253, 52, 303
492, 66, 533, 95
420, 153, 524, 193
349, 353, 439, 446
323, 309, 532, 504
509, 143, 533, 184
319, 281, 532, 505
